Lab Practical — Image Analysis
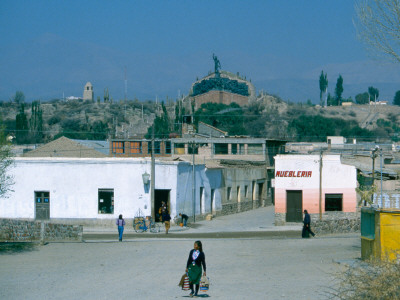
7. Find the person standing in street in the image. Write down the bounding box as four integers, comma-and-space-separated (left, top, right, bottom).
179, 213, 189, 227
162, 210, 171, 234
116, 214, 125, 241
302, 210, 315, 238
185, 240, 206, 298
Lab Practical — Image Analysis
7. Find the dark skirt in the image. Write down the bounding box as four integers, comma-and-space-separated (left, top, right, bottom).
188, 264, 202, 284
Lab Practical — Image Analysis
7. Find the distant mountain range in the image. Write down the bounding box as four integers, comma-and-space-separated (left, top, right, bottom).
1, 33, 399, 103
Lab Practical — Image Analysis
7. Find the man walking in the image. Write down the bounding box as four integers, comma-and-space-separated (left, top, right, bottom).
302, 210, 315, 238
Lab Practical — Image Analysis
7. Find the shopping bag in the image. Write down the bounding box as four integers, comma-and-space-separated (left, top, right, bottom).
182, 274, 190, 291
199, 275, 209, 291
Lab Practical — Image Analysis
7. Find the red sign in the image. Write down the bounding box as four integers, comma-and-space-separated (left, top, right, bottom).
275, 171, 312, 178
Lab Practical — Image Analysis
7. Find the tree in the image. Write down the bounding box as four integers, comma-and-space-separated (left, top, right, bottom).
319, 70, 328, 107
355, 92, 370, 104
335, 75, 344, 106
393, 90, 400, 106
13, 91, 25, 104
145, 102, 171, 139
15, 103, 29, 144
368, 86, 379, 102
29, 100, 44, 143
355, 0, 400, 63
0, 117, 14, 198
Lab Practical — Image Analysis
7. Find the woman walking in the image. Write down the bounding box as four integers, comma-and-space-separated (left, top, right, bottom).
185, 240, 206, 298
116, 214, 125, 241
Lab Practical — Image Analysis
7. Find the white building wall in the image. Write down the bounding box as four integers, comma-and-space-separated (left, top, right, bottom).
274, 155, 357, 214
0, 158, 182, 221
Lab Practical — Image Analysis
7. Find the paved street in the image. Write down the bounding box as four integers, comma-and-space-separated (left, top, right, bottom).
0, 207, 361, 300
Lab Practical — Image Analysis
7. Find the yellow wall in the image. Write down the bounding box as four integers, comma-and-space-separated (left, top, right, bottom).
379, 211, 400, 261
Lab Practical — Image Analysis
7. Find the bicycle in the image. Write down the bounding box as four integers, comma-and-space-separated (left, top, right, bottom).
134, 217, 161, 233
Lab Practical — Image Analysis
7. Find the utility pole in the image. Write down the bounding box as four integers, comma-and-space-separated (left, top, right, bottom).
192, 141, 196, 223
380, 148, 383, 208
151, 124, 155, 219
319, 151, 323, 220
370, 146, 379, 206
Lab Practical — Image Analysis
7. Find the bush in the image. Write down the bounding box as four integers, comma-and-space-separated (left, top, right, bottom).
327, 258, 400, 300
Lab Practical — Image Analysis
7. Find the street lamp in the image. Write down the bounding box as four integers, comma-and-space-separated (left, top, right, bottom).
142, 171, 150, 185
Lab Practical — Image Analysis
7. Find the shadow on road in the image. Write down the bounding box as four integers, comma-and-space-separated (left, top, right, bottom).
0, 242, 39, 255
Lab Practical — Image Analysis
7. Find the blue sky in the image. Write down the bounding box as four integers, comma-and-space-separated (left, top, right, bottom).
0, 0, 399, 103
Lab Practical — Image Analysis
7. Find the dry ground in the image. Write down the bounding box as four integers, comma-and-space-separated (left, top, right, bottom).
0, 234, 360, 300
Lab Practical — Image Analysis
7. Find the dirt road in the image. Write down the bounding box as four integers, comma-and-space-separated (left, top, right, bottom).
0, 234, 360, 300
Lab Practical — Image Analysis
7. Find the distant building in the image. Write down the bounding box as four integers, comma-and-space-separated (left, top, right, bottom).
83, 82, 94, 101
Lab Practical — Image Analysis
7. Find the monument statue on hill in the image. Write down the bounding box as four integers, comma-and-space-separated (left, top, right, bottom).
213, 53, 221, 76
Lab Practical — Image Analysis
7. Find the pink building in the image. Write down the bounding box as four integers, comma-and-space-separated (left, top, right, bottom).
274, 154, 357, 225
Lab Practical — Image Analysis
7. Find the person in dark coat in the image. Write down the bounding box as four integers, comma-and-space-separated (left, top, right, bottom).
302, 210, 315, 238
179, 213, 189, 227
185, 240, 206, 298
162, 210, 171, 234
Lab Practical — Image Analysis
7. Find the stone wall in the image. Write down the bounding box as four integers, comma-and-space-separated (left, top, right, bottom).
275, 212, 360, 235
0, 219, 83, 242
193, 90, 248, 109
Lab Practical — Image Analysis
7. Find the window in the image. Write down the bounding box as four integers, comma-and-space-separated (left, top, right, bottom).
244, 185, 248, 198
130, 141, 142, 154
188, 143, 198, 154
148, 141, 161, 154
98, 189, 114, 214
165, 141, 171, 154
174, 143, 185, 154
227, 187, 232, 201
154, 141, 161, 154
325, 194, 343, 211
232, 144, 238, 154
215, 143, 228, 154
112, 141, 125, 154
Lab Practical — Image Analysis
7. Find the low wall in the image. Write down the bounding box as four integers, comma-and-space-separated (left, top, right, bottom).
275, 212, 360, 235
0, 219, 83, 242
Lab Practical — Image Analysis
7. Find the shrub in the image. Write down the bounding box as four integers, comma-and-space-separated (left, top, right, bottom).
326, 258, 400, 300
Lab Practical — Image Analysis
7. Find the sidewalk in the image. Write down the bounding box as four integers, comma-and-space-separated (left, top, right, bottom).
83, 206, 302, 235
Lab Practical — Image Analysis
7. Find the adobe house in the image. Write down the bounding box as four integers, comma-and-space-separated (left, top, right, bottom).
0, 157, 268, 226
274, 154, 357, 225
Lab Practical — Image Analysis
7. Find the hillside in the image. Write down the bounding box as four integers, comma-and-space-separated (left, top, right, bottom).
1, 97, 399, 144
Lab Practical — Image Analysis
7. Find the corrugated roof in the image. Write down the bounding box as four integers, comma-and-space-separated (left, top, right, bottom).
23, 136, 108, 158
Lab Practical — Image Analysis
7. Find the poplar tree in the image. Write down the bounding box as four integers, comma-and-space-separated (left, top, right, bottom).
335, 75, 344, 106
319, 71, 328, 107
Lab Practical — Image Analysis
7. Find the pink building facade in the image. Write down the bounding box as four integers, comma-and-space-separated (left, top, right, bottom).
274, 154, 357, 225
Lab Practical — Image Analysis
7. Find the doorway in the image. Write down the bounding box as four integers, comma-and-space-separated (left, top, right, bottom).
35, 191, 50, 220
155, 189, 170, 222
210, 189, 215, 214
286, 190, 303, 222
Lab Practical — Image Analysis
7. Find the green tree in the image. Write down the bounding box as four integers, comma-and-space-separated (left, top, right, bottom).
194, 102, 247, 136
393, 90, 400, 106
368, 86, 379, 102
355, 92, 370, 104
15, 103, 29, 144
29, 100, 44, 143
0, 117, 14, 198
13, 91, 25, 104
319, 70, 328, 107
335, 75, 344, 105
145, 102, 171, 139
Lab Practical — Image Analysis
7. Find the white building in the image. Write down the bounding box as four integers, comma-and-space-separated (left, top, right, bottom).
0, 158, 215, 225
0, 157, 267, 225
274, 154, 357, 224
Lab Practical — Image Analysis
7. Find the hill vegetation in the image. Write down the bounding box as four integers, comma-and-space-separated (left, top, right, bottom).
1, 93, 399, 145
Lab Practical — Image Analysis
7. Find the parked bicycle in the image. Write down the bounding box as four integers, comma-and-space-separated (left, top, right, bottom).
134, 217, 161, 233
